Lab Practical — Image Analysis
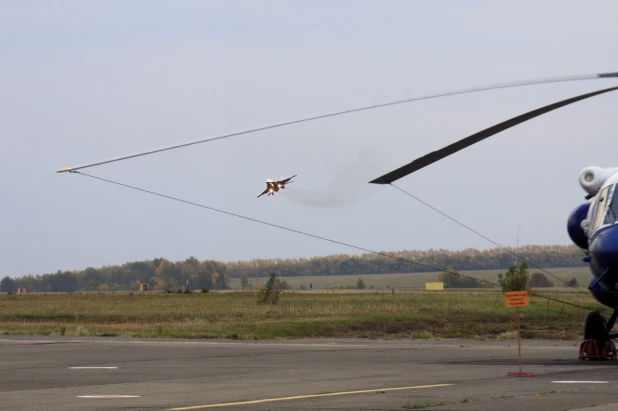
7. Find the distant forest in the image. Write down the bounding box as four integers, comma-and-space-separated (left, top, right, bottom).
1, 245, 586, 293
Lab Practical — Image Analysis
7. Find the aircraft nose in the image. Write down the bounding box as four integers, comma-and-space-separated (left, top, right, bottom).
590, 225, 618, 268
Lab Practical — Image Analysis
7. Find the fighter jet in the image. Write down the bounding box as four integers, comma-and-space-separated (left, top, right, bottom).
258, 175, 296, 198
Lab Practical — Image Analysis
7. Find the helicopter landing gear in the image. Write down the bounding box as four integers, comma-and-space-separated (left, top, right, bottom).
579, 310, 618, 360
584, 311, 608, 341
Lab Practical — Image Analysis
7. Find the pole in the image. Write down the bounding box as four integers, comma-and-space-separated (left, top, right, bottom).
506, 293, 534, 377
514, 226, 520, 267
516, 306, 522, 374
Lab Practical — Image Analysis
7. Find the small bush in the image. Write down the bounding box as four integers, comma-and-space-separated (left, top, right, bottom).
277, 280, 291, 290
498, 261, 530, 292
530, 272, 554, 288
439, 268, 490, 288
257, 273, 282, 305
200, 288, 210, 293
356, 277, 366, 290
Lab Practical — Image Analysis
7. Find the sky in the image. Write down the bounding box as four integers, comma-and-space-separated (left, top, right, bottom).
2, 0, 618, 277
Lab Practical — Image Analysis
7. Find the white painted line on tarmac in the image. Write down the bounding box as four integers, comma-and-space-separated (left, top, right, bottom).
168, 384, 454, 410
77, 395, 140, 398
552, 381, 609, 384
69, 366, 118, 369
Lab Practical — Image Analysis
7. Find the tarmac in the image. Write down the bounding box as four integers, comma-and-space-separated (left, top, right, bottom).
1, 335, 618, 410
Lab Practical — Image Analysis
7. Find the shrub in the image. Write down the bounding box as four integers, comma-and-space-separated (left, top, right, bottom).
438, 268, 490, 288
498, 261, 530, 292
257, 273, 282, 305
356, 278, 366, 290
529, 272, 554, 288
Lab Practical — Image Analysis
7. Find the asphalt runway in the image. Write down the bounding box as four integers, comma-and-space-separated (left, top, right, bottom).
2, 335, 618, 411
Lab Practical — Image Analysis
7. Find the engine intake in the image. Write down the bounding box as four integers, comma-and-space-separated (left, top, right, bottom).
579, 166, 618, 197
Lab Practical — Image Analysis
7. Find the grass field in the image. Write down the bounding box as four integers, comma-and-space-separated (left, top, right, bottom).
0, 287, 604, 341
228, 267, 591, 290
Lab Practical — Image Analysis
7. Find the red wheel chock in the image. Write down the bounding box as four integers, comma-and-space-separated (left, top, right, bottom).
579, 339, 617, 360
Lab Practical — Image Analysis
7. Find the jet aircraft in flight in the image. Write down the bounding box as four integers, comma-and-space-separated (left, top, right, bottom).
257, 175, 296, 198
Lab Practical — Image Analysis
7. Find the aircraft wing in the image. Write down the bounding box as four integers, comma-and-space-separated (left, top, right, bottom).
279, 175, 297, 184
257, 188, 269, 198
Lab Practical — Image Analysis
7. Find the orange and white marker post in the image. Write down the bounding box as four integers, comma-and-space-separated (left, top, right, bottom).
504, 291, 534, 377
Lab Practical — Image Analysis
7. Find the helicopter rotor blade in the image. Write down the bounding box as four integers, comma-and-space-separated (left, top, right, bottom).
369, 85, 618, 185
57, 71, 618, 173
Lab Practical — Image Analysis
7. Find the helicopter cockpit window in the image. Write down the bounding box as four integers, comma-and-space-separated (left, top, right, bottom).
604, 185, 618, 225
591, 186, 610, 232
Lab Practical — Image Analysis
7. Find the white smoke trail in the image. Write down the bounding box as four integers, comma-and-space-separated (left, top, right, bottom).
283, 146, 388, 207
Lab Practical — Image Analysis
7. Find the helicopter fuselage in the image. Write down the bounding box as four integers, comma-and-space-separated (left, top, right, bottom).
568, 167, 618, 308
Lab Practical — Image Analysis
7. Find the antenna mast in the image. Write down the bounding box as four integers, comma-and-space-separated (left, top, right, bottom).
514, 226, 520, 267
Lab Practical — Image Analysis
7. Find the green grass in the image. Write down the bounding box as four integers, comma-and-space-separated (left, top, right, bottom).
230, 267, 591, 291
0, 289, 602, 340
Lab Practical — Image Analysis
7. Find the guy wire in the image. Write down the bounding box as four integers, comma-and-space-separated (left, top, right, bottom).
389, 183, 591, 296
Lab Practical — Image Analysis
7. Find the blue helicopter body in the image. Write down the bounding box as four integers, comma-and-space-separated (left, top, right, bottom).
568, 167, 618, 309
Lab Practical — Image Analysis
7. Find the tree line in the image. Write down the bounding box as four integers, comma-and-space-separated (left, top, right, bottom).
1, 257, 229, 293
1, 244, 586, 293
226, 245, 585, 277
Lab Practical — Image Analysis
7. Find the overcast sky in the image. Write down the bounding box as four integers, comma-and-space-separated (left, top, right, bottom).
2, 0, 618, 277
